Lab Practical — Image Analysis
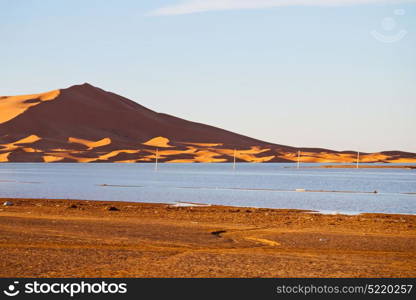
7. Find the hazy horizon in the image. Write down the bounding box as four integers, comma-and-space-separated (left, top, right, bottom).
1, 0, 415, 153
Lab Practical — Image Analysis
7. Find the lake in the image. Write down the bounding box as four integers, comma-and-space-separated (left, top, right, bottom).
0, 163, 415, 215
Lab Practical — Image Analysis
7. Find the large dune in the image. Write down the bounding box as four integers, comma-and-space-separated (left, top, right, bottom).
0, 83, 415, 163
0, 90, 60, 124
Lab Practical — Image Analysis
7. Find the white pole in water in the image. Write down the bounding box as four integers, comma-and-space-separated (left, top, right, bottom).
155, 148, 159, 171
356, 151, 360, 169
297, 150, 301, 169
233, 149, 236, 170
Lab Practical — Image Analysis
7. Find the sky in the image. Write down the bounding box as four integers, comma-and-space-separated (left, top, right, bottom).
1, 0, 415, 153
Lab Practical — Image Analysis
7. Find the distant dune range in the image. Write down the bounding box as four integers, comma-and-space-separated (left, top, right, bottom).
0, 83, 415, 163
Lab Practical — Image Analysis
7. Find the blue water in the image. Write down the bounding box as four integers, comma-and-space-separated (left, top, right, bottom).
0, 163, 415, 214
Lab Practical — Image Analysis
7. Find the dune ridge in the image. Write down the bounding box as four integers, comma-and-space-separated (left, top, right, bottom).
0, 90, 60, 124
68, 137, 112, 150
0, 83, 415, 163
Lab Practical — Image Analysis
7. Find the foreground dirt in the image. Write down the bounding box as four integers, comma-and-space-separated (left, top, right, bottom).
0, 198, 415, 278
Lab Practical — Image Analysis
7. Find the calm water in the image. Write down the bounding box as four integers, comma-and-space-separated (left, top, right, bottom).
0, 163, 415, 214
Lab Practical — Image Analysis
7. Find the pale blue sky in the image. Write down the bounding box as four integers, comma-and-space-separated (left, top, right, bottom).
1, 0, 415, 152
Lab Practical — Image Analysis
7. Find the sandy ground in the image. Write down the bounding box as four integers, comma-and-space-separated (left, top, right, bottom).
0, 198, 415, 278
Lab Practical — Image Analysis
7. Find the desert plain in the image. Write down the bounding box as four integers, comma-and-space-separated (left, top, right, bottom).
0, 198, 415, 278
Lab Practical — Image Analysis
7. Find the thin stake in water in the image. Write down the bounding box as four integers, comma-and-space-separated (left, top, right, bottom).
155, 148, 159, 171
297, 150, 301, 169
356, 151, 360, 169
233, 149, 236, 170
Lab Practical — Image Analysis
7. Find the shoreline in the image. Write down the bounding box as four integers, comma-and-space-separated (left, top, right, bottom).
1, 197, 415, 277
2, 196, 415, 216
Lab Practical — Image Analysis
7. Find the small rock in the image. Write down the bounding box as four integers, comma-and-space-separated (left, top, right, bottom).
107, 206, 119, 211
68, 204, 78, 209
211, 230, 227, 237
3, 201, 13, 206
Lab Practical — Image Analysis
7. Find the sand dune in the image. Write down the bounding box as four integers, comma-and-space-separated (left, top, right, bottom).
68, 137, 111, 149
98, 150, 139, 161
148, 145, 275, 163
21, 147, 42, 153
0, 90, 60, 124
43, 155, 65, 163
0, 152, 10, 162
0, 83, 415, 163
387, 158, 416, 163
42, 152, 98, 163
113, 159, 138, 163
282, 152, 356, 163
1, 134, 415, 164
280, 151, 412, 164
181, 142, 223, 147
142, 136, 173, 148
167, 159, 195, 163
361, 154, 391, 162
217, 147, 275, 163
1, 135, 41, 151
192, 149, 227, 163
0, 135, 42, 162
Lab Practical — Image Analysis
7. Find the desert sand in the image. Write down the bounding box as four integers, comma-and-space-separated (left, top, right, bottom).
1, 133, 415, 164
142, 136, 173, 148
0, 90, 60, 124
68, 137, 112, 150
1, 83, 415, 163
0, 198, 415, 278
